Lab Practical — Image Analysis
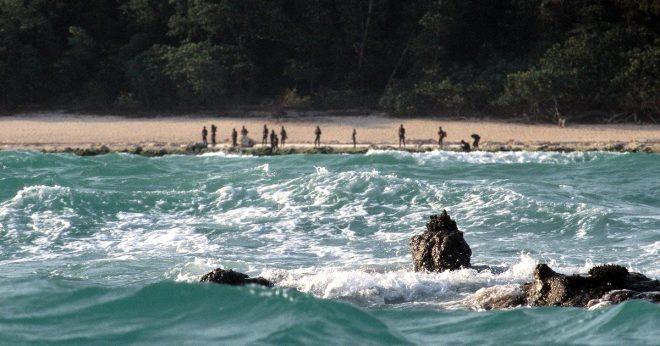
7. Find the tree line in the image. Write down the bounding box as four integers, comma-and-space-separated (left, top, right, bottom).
1, 0, 658, 122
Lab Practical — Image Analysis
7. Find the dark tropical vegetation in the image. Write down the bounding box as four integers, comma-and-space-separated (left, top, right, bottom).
1, 0, 658, 122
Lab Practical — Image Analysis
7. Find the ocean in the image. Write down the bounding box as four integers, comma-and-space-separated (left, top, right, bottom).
0, 150, 658, 345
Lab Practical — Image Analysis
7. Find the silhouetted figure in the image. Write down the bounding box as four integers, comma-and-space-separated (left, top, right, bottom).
471, 133, 481, 148
211, 124, 217, 146
280, 126, 288, 147
231, 128, 238, 147
398, 124, 406, 148
352, 129, 357, 148
201, 126, 208, 145
241, 126, 248, 136
438, 126, 447, 147
262, 124, 269, 146
460, 140, 471, 152
314, 126, 322, 147
270, 130, 278, 150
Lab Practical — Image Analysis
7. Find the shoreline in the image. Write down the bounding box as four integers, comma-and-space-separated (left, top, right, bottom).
2, 141, 658, 156
1, 114, 659, 155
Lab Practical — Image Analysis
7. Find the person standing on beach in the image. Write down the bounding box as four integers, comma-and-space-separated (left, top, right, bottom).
352, 129, 357, 148
460, 140, 471, 152
262, 124, 269, 146
314, 126, 322, 147
231, 128, 238, 147
471, 133, 481, 149
280, 126, 288, 147
241, 126, 248, 137
398, 124, 406, 148
201, 126, 208, 145
211, 124, 217, 146
270, 130, 278, 150
438, 126, 447, 147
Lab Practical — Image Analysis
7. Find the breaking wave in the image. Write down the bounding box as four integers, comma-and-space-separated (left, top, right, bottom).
0, 150, 658, 343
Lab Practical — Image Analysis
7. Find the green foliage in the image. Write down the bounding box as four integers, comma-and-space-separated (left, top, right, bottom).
279, 88, 310, 109
415, 79, 466, 116
0, 0, 657, 121
378, 89, 420, 116
124, 42, 254, 107
0, 0, 52, 107
125, 47, 174, 108
499, 25, 656, 120
57, 26, 98, 92
157, 42, 254, 105
614, 43, 660, 117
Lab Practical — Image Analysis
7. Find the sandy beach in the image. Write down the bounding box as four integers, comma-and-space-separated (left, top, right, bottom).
1, 114, 659, 154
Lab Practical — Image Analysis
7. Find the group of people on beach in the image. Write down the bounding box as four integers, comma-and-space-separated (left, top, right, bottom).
201, 124, 481, 152
399, 124, 479, 151
260, 124, 288, 150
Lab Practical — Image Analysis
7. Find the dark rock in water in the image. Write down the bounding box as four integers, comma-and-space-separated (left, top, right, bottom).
523, 264, 659, 307
200, 268, 273, 287
64, 145, 111, 156
410, 210, 472, 272
186, 142, 208, 153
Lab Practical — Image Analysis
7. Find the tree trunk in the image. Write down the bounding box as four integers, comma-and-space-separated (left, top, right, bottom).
357, 0, 374, 71
382, 41, 411, 98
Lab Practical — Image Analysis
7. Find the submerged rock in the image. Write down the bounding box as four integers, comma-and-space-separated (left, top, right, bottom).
523, 264, 659, 307
410, 210, 472, 272
200, 268, 273, 288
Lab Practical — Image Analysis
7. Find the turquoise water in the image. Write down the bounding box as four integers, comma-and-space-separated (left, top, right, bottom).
0, 150, 658, 344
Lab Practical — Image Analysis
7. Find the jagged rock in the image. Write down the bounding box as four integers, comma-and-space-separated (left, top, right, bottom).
523, 264, 660, 307
200, 268, 273, 287
587, 290, 660, 309
410, 210, 472, 272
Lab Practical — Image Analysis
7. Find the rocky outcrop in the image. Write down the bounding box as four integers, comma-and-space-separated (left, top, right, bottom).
410, 210, 472, 272
186, 142, 208, 153
240, 135, 256, 148
523, 264, 659, 307
200, 268, 273, 287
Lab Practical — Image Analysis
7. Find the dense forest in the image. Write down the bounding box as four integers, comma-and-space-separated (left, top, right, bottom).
1, 0, 658, 122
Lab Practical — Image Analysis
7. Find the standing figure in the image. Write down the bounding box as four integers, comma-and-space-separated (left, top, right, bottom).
262, 124, 269, 146
460, 140, 471, 152
471, 133, 481, 149
211, 124, 217, 146
241, 126, 248, 137
231, 128, 238, 147
398, 124, 406, 148
314, 126, 322, 147
201, 126, 208, 145
270, 130, 277, 149
352, 129, 357, 148
438, 126, 447, 147
280, 126, 288, 147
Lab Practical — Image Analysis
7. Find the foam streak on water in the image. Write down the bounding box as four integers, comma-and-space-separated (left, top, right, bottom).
0, 150, 658, 344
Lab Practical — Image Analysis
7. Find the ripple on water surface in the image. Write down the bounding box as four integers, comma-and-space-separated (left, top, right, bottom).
0, 150, 658, 343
